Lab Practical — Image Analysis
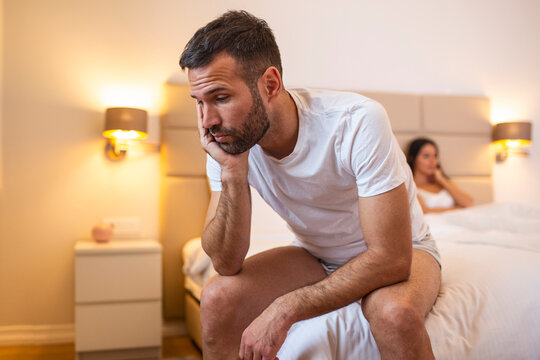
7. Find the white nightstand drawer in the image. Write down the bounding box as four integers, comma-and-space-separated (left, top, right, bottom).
75, 252, 161, 303
75, 301, 161, 352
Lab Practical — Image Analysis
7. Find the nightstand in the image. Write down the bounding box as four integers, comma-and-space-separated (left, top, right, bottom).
74, 240, 162, 360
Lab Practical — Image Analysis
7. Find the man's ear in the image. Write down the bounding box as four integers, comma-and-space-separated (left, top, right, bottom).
259, 66, 282, 102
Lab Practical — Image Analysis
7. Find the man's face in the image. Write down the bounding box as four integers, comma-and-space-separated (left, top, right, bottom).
188, 54, 270, 154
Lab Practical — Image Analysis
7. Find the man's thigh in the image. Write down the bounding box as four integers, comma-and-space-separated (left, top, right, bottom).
202, 245, 327, 325
361, 249, 441, 318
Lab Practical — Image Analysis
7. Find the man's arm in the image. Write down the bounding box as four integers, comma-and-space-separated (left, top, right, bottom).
202, 177, 251, 276
284, 182, 412, 316
197, 107, 252, 276
240, 183, 412, 358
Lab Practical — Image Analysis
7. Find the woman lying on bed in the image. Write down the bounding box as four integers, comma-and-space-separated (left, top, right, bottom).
406, 137, 474, 213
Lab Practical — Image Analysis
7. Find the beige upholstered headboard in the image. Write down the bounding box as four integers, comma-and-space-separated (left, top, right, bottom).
159, 84, 493, 320
361, 91, 493, 205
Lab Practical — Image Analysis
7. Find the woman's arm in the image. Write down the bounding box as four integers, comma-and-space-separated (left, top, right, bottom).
417, 190, 468, 214
435, 170, 474, 208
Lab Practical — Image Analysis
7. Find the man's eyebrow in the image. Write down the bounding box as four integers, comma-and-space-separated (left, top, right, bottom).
190, 86, 228, 99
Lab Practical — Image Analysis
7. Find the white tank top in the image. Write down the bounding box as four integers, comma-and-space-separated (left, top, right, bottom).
417, 188, 455, 209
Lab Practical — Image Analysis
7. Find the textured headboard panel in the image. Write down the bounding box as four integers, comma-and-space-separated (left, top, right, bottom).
422, 95, 491, 134
160, 84, 493, 320
362, 91, 493, 205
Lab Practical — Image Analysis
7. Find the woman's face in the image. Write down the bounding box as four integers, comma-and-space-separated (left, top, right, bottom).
414, 143, 439, 176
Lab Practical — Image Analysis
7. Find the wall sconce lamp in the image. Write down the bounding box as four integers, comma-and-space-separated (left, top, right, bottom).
492, 121, 532, 162
103, 107, 148, 160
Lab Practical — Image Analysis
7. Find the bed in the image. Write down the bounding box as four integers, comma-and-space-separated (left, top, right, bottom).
159, 84, 540, 358
183, 196, 540, 359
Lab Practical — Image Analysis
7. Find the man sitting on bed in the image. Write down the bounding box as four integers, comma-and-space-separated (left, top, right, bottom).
180, 10, 441, 360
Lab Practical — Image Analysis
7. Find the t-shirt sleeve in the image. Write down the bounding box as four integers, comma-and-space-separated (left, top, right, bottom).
206, 154, 223, 192
342, 101, 407, 197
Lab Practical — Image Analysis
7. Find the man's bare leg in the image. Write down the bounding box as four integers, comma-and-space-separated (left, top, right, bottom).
200, 246, 326, 360
361, 249, 441, 359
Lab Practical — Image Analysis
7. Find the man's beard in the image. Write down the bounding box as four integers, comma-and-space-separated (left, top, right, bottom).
210, 89, 270, 155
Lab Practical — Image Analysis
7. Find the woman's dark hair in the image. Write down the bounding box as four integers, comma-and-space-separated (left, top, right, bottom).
406, 137, 444, 176
179, 10, 283, 86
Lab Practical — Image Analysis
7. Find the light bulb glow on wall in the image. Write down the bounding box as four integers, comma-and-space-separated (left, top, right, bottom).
101, 86, 153, 109
494, 139, 531, 149
103, 129, 147, 140
492, 121, 533, 162
490, 106, 521, 125
103, 107, 148, 160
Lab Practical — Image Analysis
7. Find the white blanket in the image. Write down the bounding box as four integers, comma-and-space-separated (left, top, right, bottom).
183, 203, 540, 359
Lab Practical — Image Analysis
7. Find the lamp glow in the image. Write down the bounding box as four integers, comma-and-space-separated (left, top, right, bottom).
101, 87, 152, 109
492, 121, 532, 162
103, 107, 148, 160
103, 129, 148, 140
496, 139, 531, 149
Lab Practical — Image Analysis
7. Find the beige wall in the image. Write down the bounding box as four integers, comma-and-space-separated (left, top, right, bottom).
0, 0, 169, 326
0, 0, 539, 338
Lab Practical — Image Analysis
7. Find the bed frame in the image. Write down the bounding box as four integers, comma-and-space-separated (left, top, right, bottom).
159, 84, 493, 348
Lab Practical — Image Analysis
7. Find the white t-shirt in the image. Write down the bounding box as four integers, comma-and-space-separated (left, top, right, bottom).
207, 88, 429, 264
417, 188, 455, 209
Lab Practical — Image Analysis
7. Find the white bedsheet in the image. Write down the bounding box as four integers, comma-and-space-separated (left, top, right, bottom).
182, 203, 540, 359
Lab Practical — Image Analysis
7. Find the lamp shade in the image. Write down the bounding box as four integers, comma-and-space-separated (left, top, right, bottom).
492, 121, 532, 148
103, 107, 148, 140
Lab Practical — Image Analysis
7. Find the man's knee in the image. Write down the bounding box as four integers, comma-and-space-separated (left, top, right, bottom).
200, 275, 242, 341
363, 297, 425, 335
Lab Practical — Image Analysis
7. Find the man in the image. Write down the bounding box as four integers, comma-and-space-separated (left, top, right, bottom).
180, 10, 441, 360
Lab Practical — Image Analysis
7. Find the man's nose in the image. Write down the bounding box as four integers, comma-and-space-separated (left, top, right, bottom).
200, 104, 221, 129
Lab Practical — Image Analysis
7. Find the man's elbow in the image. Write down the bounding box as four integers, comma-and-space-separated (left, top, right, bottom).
213, 259, 243, 276
372, 248, 411, 284
397, 258, 412, 282
393, 251, 412, 282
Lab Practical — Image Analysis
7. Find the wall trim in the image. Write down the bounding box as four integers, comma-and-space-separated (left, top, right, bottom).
0, 324, 74, 346
0, 321, 187, 346
162, 320, 188, 338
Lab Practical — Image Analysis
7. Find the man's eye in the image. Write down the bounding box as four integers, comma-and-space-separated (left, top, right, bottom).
216, 96, 228, 102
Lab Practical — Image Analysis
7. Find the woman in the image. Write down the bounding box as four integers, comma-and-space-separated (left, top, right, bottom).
406, 138, 474, 213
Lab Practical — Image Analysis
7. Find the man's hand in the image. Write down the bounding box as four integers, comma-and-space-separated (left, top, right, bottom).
239, 300, 292, 360
198, 111, 249, 177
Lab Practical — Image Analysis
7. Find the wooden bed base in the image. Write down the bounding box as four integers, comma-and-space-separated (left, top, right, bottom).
184, 293, 203, 350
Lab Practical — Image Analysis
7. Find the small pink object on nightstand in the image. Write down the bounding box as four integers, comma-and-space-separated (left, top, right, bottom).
91, 223, 114, 243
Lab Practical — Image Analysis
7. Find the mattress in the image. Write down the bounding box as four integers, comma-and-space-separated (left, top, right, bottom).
183, 231, 296, 300
182, 202, 540, 359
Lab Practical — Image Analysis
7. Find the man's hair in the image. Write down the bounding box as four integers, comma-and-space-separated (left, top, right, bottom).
179, 10, 283, 85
